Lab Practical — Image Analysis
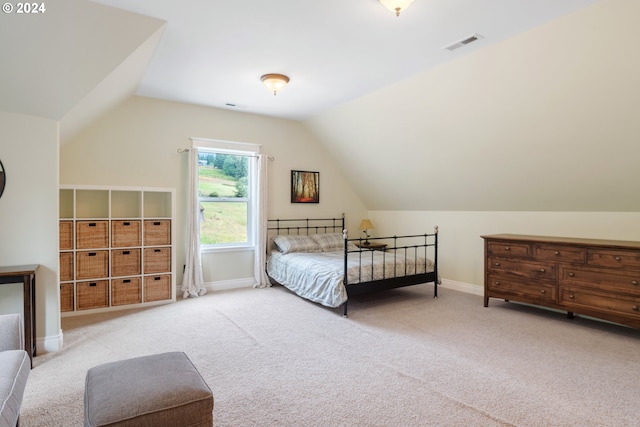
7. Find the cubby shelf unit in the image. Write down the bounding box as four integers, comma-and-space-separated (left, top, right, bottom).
59, 185, 176, 316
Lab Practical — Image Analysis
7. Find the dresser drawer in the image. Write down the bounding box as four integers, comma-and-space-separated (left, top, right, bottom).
487, 274, 556, 303
587, 248, 640, 270
487, 242, 530, 258
559, 287, 640, 320
533, 244, 585, 264
559, 266, 640, 296
487, 257, 556, 282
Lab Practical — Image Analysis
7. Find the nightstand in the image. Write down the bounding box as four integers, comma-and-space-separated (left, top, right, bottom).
354, 242, 387, 251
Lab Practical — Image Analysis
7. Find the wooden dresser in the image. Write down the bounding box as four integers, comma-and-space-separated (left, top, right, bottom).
482, 234, 640, 329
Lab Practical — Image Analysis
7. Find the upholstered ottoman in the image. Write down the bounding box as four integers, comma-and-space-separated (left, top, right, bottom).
84, 352, 213, 427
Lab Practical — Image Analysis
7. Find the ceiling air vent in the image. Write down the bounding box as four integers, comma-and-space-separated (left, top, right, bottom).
224, 103, 247, 109
443, 33, 483, 51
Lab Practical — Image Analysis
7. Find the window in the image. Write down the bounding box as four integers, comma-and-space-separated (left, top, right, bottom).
197, 148, 255, 249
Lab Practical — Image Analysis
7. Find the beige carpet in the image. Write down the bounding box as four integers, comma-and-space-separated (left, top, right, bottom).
21, 285, 640, 426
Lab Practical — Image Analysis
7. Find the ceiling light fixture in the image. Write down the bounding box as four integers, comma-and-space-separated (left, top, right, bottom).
379, 0, 414, 17
260, 73, 290, 96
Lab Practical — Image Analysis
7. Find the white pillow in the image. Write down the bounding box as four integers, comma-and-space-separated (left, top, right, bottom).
311, 233, 345, 252
273, 234, 321, 254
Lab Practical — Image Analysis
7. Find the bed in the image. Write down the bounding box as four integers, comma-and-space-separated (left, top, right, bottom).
266, 215, 439, 316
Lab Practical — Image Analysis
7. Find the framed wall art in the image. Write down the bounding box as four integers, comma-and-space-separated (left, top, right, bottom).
291, 170, 319, 203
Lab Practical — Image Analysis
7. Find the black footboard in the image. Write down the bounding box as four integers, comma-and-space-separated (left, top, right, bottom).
342, 228, 439, 316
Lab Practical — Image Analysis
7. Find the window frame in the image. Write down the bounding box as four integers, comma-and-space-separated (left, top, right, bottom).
196, 145, 257, 253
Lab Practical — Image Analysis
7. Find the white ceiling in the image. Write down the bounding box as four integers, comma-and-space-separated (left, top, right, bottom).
90, 0, 598, 121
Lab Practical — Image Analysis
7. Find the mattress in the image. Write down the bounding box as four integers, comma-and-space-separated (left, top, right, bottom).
266, 249, 434, 308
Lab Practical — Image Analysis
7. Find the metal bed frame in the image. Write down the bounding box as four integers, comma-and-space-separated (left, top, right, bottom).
267, 214, 439, 316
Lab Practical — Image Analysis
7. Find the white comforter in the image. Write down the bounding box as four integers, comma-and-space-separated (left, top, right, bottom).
266, 249, 434, 308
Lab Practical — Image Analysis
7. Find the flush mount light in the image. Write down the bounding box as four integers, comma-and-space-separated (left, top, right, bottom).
260, 73, 290, 96
379, 0, 414, 16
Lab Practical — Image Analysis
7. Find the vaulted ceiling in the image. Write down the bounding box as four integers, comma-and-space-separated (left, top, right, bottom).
1, 0, 596, 136
2, 0, 638, 212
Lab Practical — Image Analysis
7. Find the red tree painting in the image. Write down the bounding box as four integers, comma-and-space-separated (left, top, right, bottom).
291, 170, 319, 203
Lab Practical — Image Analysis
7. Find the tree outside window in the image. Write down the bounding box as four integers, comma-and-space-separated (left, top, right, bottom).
198, 151, 251, 246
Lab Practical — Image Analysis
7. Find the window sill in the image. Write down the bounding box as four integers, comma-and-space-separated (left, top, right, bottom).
200, 244, 255, 254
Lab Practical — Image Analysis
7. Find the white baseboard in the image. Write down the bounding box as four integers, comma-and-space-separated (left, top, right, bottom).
440, 278, 483, 296
37, 329, 64, 354
205, 277, 255, 292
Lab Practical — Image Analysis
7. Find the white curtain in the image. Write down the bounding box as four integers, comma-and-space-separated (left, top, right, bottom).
182, 147, 206, 298
253, 154, 271, 288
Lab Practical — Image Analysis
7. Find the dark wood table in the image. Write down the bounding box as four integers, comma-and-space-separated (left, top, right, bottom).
0, 264, 38, 364
354, 242, 388, 251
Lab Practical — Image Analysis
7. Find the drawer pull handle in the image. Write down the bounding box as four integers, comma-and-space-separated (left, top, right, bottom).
123, 222, 130, 226
494, 262, 500, 267
88, 223, 96, 227
633, 306, 639, 312
494, 281, 500, 286
154, 276, 161, 281
632, 281, 639, 286
154, 249, 161, 253
540, 290, 546, 294
539, 269, 546, 273
88, 252, 96, 257
568, 272, 575, 277
154, 221, 161, 226
123, 251, 130, 255
89, 282, 97, 287
569, 294, 575, 299
504, 246, 510, 251
123, 279, 131, 283
554, 251, 560, 256
615, 256, 622, 261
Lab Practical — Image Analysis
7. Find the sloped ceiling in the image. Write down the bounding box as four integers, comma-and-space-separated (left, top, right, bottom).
91, 0, 596, 121
2, 0, 637, 212
306, 0, 640, 212
0, 0, 165, 142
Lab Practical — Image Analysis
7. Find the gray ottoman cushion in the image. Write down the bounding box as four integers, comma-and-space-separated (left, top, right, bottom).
84, 352, 213, 427
0, 350, 30, 427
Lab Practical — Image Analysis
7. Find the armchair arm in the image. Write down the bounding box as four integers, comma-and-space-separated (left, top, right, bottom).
0, 314, 24, 352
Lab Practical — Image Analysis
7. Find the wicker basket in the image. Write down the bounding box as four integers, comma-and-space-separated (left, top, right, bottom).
76, 280, 109, 310
60, 283, 74, 312
144, 220, 171, 246
144, 275, 171, 302
111, 220, 142, 247
76, 250, 109, 280
111, 277, 142, 306
143, 247, 171, 274
60, 221, 74, 250
76, 221, 109, 249
111, 249, 141, 277
60, 252, 74, 282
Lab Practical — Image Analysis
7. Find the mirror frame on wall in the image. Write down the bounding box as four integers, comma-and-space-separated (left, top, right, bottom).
0, 159, 5, 198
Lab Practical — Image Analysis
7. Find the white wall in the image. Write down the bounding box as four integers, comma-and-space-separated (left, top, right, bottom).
305, 0, 640, 213
370, 210, 640, 290
61, 96, 367, 289
0, 111, 61, 352
300, 0, 640, 296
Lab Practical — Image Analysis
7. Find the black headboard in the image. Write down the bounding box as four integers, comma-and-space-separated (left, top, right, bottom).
267, 214, 345, 236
